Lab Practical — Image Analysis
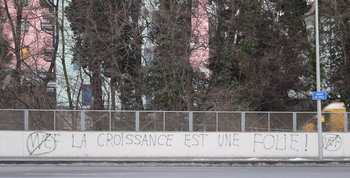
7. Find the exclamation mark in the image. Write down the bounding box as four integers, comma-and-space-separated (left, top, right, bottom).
305, 134, 308, 151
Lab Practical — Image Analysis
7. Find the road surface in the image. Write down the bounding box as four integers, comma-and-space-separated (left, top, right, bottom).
0, 163, 349, 178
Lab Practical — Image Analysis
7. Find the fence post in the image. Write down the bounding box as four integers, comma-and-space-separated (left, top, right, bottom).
109, 110, 112, 131
268, 112, 271, 132
24, 110, 29, 131
241, 112, 245, 132
216, 112, 219, 132
136, 111, 140, 132
344, 112, 348, 132
189, 111, 193, 132
53, 110, 56, 131
163, 112, 166, 131
293, 112, 297, 133
81, 110, 85, 131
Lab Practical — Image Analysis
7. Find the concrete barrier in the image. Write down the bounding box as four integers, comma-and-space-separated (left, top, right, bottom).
0, 131, 348, 158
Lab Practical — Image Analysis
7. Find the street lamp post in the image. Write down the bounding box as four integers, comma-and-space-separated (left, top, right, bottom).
315, 0, 323, 160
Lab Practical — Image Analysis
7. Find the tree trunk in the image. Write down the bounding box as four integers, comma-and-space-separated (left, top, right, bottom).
110, 77, 116, 110
186, 66, 194, 110
90, 62, 104, 110
130, 0, 143, 110
60, 0, 73, 109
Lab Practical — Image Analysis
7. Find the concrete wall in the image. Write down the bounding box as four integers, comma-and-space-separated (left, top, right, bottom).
0, 131, 347, 158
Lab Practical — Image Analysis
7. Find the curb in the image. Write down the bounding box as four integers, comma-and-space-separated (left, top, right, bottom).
1, 158, 350, 166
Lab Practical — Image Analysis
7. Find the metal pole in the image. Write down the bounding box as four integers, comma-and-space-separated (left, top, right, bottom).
293, 112, 297, 133
189, 112, 193, 132
267, 112, 271, 132
81, 111, 85, 131
315, 0, 323, 160
136, 111, 140, 132
109, 111, 112, 131
216, 112, 219, 132
24, 110, 29, 131
53, 111, 56, 130
241, 112, 246, 132
163, 112, 166, 131
344, 112, 348, 132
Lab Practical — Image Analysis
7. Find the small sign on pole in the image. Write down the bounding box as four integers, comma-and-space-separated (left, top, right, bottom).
312, 91, 327, 100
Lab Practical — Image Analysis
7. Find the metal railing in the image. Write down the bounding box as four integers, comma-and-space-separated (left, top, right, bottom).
0, 109, 349, 132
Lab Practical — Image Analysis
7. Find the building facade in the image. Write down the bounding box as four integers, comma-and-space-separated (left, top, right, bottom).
0, 0, 56, 95
1, 0, 210, 109
190, 0, 209, 76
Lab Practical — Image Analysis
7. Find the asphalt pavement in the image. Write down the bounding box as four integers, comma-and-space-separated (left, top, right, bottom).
0, 163, 350, 178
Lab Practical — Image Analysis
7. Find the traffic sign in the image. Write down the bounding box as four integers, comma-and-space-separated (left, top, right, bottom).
312, 91, 327, 100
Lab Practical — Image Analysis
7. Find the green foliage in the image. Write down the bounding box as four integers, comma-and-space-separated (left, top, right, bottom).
143, 0, 194, 110
63, 0, 349, 111
66, 0, 143, 109
208, 0, 312, 111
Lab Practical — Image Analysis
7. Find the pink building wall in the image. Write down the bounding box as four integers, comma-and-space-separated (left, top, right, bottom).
190, 0, 209, 73
2, 0, 207, 74
1, 0, 53, 71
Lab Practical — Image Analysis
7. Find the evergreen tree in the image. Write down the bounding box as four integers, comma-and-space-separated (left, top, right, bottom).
208, 0, 311, 111
66, 0, 143, 110
144, 0, 194, 110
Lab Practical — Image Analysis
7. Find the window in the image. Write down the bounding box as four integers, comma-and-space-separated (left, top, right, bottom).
46, 81, 56, 93
143, 49, 153, 65
41, 22, 53, 32
21, 21, 29, 33
73, 53, 81, 70
20, 47, 29, 59
82, 84, 92, 106
43, 47, 54, 61
42, 13, 54, 22
73, 61, 80, 71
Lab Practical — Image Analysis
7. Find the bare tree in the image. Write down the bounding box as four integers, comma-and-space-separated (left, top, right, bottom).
321, 0, 350, 108
66, 0, 144, 110
0, 0, 58, 109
